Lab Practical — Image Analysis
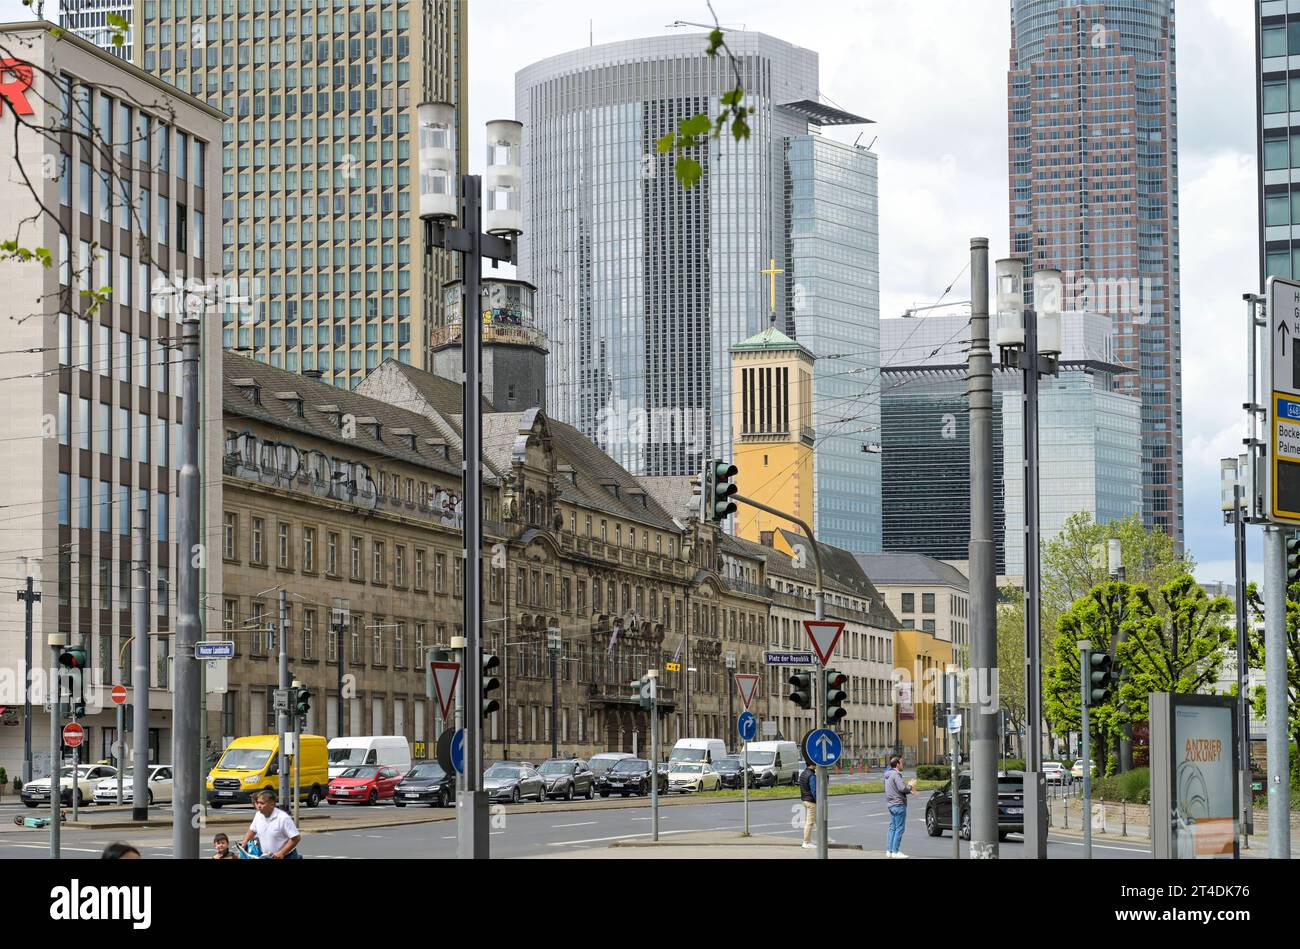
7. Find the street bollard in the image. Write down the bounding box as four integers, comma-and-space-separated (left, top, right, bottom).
1121, 799, 1127, 838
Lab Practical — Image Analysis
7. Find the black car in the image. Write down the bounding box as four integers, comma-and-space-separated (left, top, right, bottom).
597, 758, 669, 797
925, 770, 1025, 841
538, 758, 596, 800
394, 762, 455, 808
713, 756, 757, 790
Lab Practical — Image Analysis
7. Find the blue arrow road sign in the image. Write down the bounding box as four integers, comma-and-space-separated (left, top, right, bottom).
451, 729, 465, 775
808, 728, 842, 767
737, 711, 757, 742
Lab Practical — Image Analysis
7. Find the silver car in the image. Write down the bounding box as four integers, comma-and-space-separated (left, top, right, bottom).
483, 763, 546, 804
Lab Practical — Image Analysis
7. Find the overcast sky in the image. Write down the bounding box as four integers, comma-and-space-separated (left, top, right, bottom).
5, 0, 1259, 585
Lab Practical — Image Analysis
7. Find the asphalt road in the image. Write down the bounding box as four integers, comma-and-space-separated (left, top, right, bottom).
0, 793, 1152, 860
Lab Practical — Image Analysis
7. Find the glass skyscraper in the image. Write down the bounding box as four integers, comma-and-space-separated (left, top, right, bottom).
516, 32, 881, 550
117, 0, 467, 388
1009, 0, 1183, 544
60, 0, 136, 60
1258, 2, 1300, 289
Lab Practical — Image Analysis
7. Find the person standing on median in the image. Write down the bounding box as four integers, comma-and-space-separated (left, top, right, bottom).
884, 756, 917, 858
799, 760, 818, 850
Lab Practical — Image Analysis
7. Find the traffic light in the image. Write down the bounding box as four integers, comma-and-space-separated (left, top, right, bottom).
630, 673, 655, 709
934, 702, 948, 729
823, 669, 848, 727
787, 672, 813, 710
481, 653, 501, 719
58, 647, 88, 670
704, 459, 739, 523
295, 687, 312, 717
1086, 651, 1114, 707
58, 647, 88, 719
1287, 531, 1300, 588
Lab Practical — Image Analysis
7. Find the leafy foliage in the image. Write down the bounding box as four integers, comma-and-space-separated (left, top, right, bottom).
996, 587, 1027, 741
1244, 583, 1300, 759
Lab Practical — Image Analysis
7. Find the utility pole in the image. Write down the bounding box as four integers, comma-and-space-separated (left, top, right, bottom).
1079, 641, 1093, 860
947, 670, 960, 860
1229, 478, 1252, 847
278, 590, 289, 808
48, 632, 66, 859
420, 108, 522, 859
1263, 526, 1291, 858
548, 628, 561, 758
132, 504, 149, 822
967, 238, 998, 859
725, 651, 737, 754
173, 310, 201, 859
332, 602, 348, 739
649, 669, 659, 842
17, 574, 40, 785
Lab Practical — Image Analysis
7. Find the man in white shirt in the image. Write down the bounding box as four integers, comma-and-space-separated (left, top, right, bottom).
241, 790, 302, 859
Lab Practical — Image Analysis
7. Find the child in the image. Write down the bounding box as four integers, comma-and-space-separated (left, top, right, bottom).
212, 832, 237, 860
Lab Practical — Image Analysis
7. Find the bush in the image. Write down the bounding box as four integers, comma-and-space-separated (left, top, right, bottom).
916, 764, 952, 781
998, 758, 1027, 773
1093, 767, 1150, 804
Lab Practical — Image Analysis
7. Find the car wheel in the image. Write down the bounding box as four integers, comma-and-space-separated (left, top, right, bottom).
586, 783, 594, 800
146, 790, 154, 806
307, 787, 322, 808
395, 799, 405, 808
327, 799, 336, 805
511, 787, 520, 805
620, 791, 629, 798
998, 831, 1010, 841
24, 802, 36, 809
960, 810, 972, 841
75, 790, 86, 808
210, 802, 223, 810
439, 789, 450, 808
600, 791, 608, 798
565, 783, 574, 801
367, 789, 378, 806
925, 806, 943, 837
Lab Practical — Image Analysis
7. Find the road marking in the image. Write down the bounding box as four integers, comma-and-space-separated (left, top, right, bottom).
366, 835, 384, 839
551, 821, 598, 828
548, 826, 729, 847
1048, 837, 1149, 854
6, 843, 103, 853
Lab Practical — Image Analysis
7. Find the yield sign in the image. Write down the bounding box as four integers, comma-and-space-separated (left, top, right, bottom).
803, 620, 845, 666
734, 673, 760, 710
429, 661, 461, 721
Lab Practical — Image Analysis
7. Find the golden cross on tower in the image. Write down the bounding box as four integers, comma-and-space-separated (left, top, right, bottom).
761, 258, 784, 317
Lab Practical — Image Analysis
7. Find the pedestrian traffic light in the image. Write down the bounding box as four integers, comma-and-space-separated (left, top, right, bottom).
823, 669, 848, 727
704, 459, 739, 523
1287, 531, 1300, 588
296, 687, 312, 716
1086, 651, 1114, 707
481, 653, 501, 718
630, 673, 654, 709
787, 672, 813, 710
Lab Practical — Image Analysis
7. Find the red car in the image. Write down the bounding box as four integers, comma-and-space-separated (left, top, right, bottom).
327, 765, 404, 805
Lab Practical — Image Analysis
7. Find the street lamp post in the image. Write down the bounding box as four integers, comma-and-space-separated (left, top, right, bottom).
725, 651, 737, 753
548, 628, 562, 758
419, 104, 522, 861
996, 261, 1062, 861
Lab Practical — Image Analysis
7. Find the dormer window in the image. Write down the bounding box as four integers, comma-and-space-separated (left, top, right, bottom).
317, 404, 342, 429
424, 438, 449, 460
356, 416, 381, 441
600, 479, 621, 499
232, 378, 261, 405
275, 391, 304, 417
392, 427, 418, 451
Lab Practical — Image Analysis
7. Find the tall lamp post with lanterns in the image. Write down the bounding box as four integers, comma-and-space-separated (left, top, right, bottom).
994, 260, 1063, 861
418, 103, 523, 861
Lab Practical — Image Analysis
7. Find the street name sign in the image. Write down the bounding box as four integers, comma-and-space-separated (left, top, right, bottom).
765, 650, 814, 666
1268, 276, 1300, 524
196, 641, 235, 660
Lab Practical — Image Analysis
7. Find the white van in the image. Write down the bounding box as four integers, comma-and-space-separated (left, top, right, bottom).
668, 738, 727, 766
745, 740, 801, 787
327, 736, 413, 779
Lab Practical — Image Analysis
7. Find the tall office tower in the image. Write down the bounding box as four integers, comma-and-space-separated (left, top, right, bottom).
516, 32, 881, 551
128, 0, 466, 388
60, 0, 135, 60
0, 23, 223, 776
1009, 0, 1183, 544
1259, 2, 1300, 288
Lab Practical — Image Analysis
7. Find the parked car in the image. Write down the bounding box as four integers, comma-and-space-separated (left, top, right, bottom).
538, 759, 596, 800
713, 756, 757, 790
667, 762, 722, 793
484, 763, 547, 804
587, 752, 634, 782
93, 766, 173, 806
1071, 759, 1097, 781
327, 765, 404, 805
597, 758, 668, 797
21, 765, 118, 808
394, 762, 455, 808
925, 770, 1025, 840
1043, 761, 1072, 786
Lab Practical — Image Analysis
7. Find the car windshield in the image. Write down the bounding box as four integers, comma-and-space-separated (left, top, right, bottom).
998, 778, 1024, 793
673, 764, 702, 774
747, 751, 775, 766
329, 748, 370, 765
405, 764, 445, 780
216, 748, 271, 772
669, 748, 706, 763
338, 766, 379, 779
612, 760, 646, 773
715, 760, 740, 771
485, 766, 522, 779
538, 762, 572, 774
589, 758, 623, 774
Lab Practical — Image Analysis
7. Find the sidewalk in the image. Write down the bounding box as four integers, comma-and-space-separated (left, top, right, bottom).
528, 830, 886, 860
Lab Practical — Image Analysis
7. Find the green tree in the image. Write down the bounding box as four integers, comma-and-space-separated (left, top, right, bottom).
1118, 576, 1234, 726
1245, 583, 1300, 779
996, 587, 1027, 754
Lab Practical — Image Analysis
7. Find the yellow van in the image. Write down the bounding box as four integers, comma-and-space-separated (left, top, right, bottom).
206, 734, 329, 808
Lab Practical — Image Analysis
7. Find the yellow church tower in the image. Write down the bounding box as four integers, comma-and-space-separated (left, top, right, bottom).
730, 323, 816, 546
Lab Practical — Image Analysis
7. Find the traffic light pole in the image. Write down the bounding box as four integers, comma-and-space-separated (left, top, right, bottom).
1263, 526, 1292, 859
173, 313, 201, 860
1079, 641, 1092, 860
48, 633, 65, 859
17, 575, 39, 786
278, 591, 290, 811
132, 503, 149, 823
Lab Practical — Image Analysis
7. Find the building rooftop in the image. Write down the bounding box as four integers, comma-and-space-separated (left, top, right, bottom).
854, 552, 970, 591
731, 325, 815, 359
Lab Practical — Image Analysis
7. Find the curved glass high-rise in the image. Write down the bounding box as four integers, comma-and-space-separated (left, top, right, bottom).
1009, 1, 1183, 544
516, 32, 883, 551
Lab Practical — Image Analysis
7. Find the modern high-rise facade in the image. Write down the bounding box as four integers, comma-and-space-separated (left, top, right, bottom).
516, 32, 881, 551
879, 311, 1141, 579
116, 0, 467, 388
1008, 0, 1183, 544
1257, 2, 1300, 289
0, 23, 224, 777
59, 0, 135, 61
